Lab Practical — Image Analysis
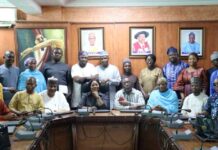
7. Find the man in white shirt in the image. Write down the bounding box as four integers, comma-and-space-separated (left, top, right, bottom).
40, 77, 70, 113
96, 51, 121, 109
114, 77, 145, 110
182, 77, 208, 118
71, 51, 98, 108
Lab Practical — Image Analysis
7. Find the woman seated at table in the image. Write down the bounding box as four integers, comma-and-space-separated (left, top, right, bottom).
78, 79, 109, 110
147, 77, 178, 113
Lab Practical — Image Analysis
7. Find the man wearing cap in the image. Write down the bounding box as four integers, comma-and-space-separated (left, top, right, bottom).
0, 51, 20, 105
182, 32, 200, 54
120, 58, 140, 90
133, 31, 151, 54
207, 51, 218, 95
18, 57, 46, 93
181, 77, 208, 118
96, 51, 121, 109
71, 51, 98, 108
163, 47, 188, 89
39, 77, 70, 113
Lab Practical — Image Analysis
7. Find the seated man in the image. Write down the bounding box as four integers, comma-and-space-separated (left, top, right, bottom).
202, 78, 218, 119
40, 77, 70, 113
182, 77, 208, 118
0, 100, 17, 121
147, 77, 178, 113
78, 79, 109, 110
114, 77, 145, 110
9, 77, 44, 115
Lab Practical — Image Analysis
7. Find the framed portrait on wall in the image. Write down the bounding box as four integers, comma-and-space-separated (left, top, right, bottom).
15, 28, 66, 72
79, 27, 104, 58
129, 27, 155, 58
179, 27, 204, 57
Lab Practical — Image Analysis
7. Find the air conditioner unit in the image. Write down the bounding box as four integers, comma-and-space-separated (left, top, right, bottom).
0, 8, 16, 28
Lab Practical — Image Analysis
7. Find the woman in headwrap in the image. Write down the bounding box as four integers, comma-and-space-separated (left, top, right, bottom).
17, 57, 46, 93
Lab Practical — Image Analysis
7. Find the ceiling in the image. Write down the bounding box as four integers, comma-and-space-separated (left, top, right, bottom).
1, 0, 218, 15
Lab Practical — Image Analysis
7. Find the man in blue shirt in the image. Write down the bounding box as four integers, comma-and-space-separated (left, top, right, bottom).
0, 51, 19, 105
163, 47, 188, 89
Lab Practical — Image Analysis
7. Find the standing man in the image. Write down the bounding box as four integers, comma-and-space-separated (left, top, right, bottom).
120, 58, 140, 90
41, 48, 71, 96
207, 51, 218, 95
163, 47, 188, 89
71, 51, 98, 109
96, 51, 121, 109
0, 51, 19, 105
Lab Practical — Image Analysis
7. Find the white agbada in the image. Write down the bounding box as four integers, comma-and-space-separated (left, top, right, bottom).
40, 90, 70, 113
96, 64, 121, 109
181, 92, 208, 118
71, 63, 98, 107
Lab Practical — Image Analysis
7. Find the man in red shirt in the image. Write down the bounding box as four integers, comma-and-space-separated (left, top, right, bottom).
0, 100, 17, 121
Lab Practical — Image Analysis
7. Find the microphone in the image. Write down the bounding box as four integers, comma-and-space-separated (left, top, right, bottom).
15, 118, 37, 140
168, 109, 193, 140
141, 104, 165, 118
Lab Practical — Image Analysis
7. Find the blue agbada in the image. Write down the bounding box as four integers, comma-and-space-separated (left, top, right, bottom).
204, 93, 218, 119
18, 69, 46, 93
210, 70, 218, 96
147, 89, 178, 113
163, 61, 188, 89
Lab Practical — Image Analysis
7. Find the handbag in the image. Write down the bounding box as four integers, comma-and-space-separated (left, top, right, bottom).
0, 124, 11, 150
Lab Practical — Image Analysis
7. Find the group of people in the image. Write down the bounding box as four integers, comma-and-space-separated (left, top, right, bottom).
0, 46, 218, 121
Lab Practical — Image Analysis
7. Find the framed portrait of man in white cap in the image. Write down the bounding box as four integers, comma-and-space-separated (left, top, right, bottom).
179, 27, 204, 57
129, 27, 155, 58
79, 27, 104, 58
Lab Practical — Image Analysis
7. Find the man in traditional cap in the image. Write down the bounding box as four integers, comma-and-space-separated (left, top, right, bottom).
0, 50, 20, 105
96, 51, 121, 109
182, 32, 200, 54
39, 77, 70, 113
120, 58, 140, 90
207, 51, 218, 95
71, 51, 98, 109
132, 31, 151, 54
181, 77, 208, 118
163, 47, 188, 89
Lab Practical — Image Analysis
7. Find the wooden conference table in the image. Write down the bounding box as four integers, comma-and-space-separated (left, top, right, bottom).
9, 110, 218, 150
